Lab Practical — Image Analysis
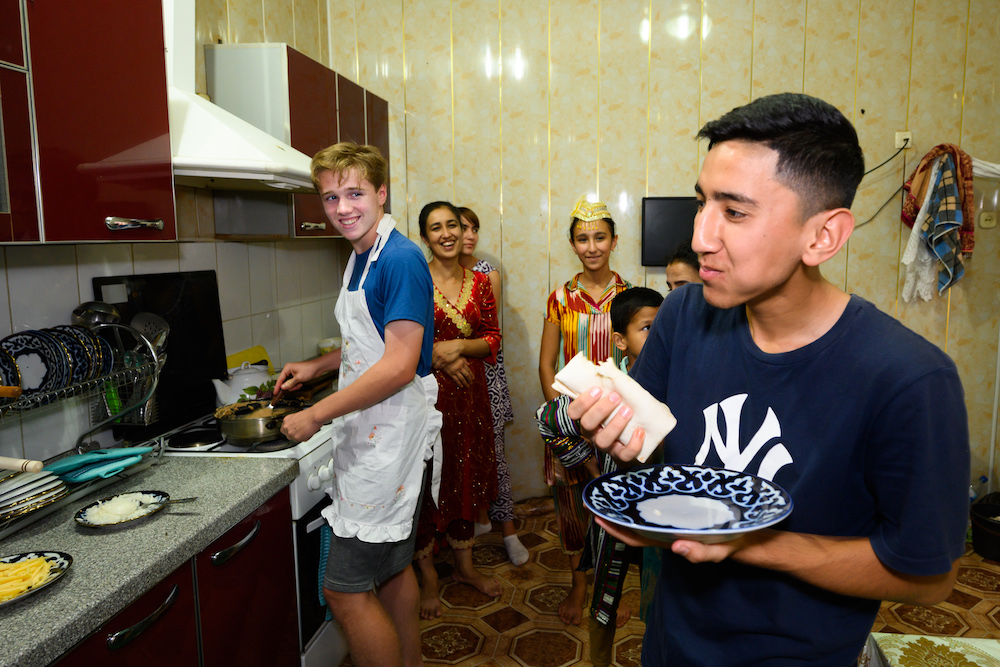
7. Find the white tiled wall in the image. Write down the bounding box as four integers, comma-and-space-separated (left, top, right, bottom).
0, 238, 350, 464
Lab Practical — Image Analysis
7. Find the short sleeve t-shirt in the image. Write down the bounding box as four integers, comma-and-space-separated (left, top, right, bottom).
348, 228, 434, 377
629, 285, 969, 666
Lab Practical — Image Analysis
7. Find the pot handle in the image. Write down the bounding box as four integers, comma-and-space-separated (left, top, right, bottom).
265, 415, 286, 430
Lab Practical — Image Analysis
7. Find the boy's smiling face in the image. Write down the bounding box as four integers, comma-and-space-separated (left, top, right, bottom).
614, 306, 660, 362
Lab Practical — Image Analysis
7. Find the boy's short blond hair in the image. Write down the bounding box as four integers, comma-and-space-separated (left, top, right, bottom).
311, 142, 387, 191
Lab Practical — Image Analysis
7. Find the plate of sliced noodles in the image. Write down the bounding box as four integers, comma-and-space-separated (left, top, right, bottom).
0, 551, 72, 607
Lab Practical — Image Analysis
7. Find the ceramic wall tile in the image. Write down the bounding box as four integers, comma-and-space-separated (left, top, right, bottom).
328, 0, 359, 79
0, 252, 10, 339
216, 241, 252, 321
251, 311, 281, 363
962, 0, 1000, 159
278, 305, 305, 367
355, 0, 402, 103
750, 0, 806, 97
301, 300, 322, 355
274, 240, 304, 307
132, 243, 180, 275
452, 1, 502, 265
548, 0, 601, 291
248, 242, 278, 314
293, 0, 321, 63
319, 0, 330, 66
389, 102, 409, 229
6, 246, 78, 331
403, 0, 456, 226
321, 297, 340, 338
227, 0, 265, 43
0, 417, 23, 460
178, 242, 217, 273
175, 186, 200, 239
21, 398, 90, 463
499, 0, 554, 499
699, 0, 753, 155
223, 315, 254, 361
264, 0, 295, 45
599, 0, 652, 284
74, 244, 132, 305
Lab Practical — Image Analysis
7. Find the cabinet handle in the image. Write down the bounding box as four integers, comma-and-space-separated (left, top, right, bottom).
105, 216, 165, 231
211, 520, 261, 566
300, 222, 327, 231
105, 584, 179, 650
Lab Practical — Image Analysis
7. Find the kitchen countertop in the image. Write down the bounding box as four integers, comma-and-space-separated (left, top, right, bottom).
0, 455, 298, 667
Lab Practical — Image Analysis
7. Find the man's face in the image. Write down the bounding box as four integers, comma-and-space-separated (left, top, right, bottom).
691, 141, 813, 310
317, 167, 386, 253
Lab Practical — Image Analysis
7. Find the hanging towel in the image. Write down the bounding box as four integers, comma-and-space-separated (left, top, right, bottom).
972, 157, 1000, 179
318, 523, 333, 621
902, 156, 943, 302
902, 143, 975, 257
920, 154, 965, 294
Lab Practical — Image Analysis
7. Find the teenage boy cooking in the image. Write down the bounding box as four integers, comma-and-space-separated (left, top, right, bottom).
568, 93, 969, 665
275, 142, 439, 667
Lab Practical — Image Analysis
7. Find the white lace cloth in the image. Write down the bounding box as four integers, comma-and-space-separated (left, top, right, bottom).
901, 156, 943, 302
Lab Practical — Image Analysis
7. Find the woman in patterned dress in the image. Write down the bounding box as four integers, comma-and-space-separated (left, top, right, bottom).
538, 199, 633, 626
413, 201, 502, 619
456, 206, 530, 567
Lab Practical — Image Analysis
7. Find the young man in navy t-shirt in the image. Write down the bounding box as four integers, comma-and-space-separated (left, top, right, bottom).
569, 94, 969, 665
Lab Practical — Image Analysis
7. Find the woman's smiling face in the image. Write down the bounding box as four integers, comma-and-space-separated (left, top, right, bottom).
423, 206, 464, 260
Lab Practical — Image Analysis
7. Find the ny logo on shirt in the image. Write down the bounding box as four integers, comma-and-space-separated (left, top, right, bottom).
693, 393, 792, 481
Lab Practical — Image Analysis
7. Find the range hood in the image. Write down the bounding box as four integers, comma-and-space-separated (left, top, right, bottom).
163, 0, 315, 193
168, 86, 316, 193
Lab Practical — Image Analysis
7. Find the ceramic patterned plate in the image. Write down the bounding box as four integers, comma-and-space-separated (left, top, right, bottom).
0, 474, 60, 506
52, 325, 101, 380
44, 327, 90, 386
0, 484, 68, 521
583, 463, 794, 544
0, 330, 72, 395
75, 490, 170, 528
0, 551, 73, 608
0, 347, 21, 405
0, 478, 65, 514
96, 336, 115, 376
0, 470, 53, 498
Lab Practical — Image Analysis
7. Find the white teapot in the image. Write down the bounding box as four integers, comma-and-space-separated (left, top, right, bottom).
211, 361, 275, 407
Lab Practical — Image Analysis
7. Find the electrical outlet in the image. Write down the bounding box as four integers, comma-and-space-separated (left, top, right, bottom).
981, 212, 997, 229
895, 132, 913, 149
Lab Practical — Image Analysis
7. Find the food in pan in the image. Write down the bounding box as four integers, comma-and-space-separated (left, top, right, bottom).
552, 352, 676, 463
0, 556, 51, 603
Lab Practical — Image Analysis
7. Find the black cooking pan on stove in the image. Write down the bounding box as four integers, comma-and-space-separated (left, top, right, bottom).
214, 399, 304, 445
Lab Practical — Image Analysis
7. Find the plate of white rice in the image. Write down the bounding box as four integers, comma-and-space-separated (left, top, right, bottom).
74, 490, 170, 528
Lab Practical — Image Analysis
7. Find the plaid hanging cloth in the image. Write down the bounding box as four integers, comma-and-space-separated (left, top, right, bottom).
921, 153, 965, 294
902, 143, 975, 257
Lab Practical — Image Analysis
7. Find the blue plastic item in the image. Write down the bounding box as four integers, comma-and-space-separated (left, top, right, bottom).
43, 447, 153, 476
56, 454, 146, 483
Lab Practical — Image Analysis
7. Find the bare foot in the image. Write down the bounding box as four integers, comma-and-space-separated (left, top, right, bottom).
615, 607, 631, 628
558, 581, 587, 625
452, 567, 502, 598
418, 576, 442, 620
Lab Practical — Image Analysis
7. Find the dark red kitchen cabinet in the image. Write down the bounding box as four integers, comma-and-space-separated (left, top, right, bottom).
288, 47, 337, 237
0, 66, 40, 241
337, 75, 366, 146
366, 91, 391, 213
54, 561, 199, 666
0, 0, 25, 67
196, 487, 299, 667
25, 0, 176, 242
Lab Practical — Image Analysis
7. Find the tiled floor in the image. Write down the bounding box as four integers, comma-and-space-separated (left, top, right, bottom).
340, 500, 1000, 666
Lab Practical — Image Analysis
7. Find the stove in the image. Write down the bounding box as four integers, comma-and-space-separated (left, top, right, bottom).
160, 415, 347, 665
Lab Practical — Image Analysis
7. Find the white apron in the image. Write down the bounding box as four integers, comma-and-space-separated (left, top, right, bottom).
322, 214, 442, 543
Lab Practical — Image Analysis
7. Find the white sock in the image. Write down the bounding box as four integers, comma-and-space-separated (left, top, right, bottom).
474, 521, 492, 537
504, 534, 530, 566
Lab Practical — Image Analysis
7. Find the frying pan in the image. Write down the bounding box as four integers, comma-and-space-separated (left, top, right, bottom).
214, 400, 302, 445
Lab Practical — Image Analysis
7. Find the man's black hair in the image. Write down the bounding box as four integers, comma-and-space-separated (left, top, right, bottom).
611, 287, 664, 335
667, 240, 699, 271
696, 93, 865, 215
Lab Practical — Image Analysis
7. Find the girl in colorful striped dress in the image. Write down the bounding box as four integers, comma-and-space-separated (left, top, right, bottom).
537, 199, 632, 626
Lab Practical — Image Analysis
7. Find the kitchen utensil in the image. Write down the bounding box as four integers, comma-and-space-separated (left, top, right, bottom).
583, 463, 793, 545
130, 312, 170, 353
74, 491, 196, 528
0, 456, 43, 474
214, 400, 301, 444
0, 385, 22, 399
0, 551, 72, 609
71, 301, 121, 329
212, 361, 273, 407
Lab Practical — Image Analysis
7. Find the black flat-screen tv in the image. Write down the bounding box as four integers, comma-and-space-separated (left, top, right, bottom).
641, 196, 700, 266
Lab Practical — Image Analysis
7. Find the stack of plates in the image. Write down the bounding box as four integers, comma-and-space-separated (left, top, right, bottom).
0, 470, 68, 522
0, 326, 115, 402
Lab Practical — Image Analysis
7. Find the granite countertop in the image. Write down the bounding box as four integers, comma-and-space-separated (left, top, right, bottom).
0, 455, 298, 667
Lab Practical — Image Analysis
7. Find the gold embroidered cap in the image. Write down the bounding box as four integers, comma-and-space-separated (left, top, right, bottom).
571, 199, 612, 222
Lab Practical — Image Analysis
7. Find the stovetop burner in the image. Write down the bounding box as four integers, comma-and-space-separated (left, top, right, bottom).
239, 438, 297, 453
167, 427, 225, 449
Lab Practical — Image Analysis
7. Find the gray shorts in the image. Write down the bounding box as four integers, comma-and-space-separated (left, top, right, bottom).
323, 465, 426, 593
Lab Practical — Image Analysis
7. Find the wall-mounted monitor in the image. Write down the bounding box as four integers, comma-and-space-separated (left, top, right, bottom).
641, 196, 700, 267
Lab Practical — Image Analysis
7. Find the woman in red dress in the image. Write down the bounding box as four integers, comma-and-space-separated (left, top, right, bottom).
413, 201, 502, 618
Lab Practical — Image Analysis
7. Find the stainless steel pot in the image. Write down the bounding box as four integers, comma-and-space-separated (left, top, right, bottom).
215, 401, 299, 444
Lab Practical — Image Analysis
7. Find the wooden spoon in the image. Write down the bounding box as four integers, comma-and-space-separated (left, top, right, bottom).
0, 456, 43, 473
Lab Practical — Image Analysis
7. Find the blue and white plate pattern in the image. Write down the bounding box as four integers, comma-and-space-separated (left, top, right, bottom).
0, 551, 73, 608
0, 331, 72, 395
44, 328, 89, 386
583, 463, 793, 544
96, 335, 114, 376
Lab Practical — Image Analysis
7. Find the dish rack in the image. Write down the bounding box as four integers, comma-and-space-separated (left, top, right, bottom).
0, 324, 165, 540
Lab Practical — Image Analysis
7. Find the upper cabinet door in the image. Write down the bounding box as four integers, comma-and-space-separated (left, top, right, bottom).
0, 66, 40, 242
366, 92, 391, 214
25, 0, 176, 242
287, 47, 335, 237
0, 0, 25, 67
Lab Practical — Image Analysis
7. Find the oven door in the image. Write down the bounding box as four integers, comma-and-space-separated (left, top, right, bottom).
294, 498, 348, 666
